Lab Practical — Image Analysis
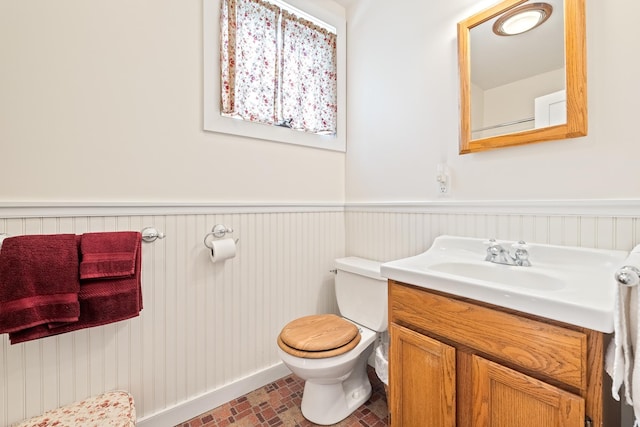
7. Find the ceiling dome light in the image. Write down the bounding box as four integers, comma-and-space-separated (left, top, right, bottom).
493, 3, 553, 36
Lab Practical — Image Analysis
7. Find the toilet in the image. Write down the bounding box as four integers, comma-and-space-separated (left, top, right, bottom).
277, 257, 387, 425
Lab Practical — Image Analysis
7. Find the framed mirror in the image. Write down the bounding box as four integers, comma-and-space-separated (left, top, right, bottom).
458, 0, 587, 154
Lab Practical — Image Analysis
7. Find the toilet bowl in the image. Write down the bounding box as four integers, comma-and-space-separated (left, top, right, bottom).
276, 257, 387, 425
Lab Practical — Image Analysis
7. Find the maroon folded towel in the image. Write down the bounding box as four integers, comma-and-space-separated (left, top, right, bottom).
80, 231, 140, 279
9, 232, 143, 344
0, 234, 80, 334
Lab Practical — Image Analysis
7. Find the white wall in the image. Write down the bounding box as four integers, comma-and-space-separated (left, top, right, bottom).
0, 1, 347, 425
343, 1, 640, 423
2, 0, 640, 424
345, 0, 640, 201
0, 0, 344, 203
0, 206, 345, 426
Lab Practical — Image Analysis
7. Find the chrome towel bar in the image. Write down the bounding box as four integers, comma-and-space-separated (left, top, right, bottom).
0, 227, 166, 246
141, 227, 166, 243
615, 265, 640, 287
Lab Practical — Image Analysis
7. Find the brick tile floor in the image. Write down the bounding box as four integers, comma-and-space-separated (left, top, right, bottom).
176, 367, 388, 427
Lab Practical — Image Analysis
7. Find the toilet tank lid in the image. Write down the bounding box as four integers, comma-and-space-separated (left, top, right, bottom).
335, 257, 385, 281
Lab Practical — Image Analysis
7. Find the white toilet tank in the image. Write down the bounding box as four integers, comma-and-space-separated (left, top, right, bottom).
334, 257, 388, 332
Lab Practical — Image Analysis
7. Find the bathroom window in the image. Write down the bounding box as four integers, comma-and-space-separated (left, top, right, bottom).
221, 0, 337, 135
204, 0, 346, 151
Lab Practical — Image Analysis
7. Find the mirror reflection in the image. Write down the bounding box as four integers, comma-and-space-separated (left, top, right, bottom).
458, 0, 587, 154
471, 0, 565, 140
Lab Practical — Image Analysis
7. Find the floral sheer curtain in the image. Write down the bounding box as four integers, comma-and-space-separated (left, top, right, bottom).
220, 0, 337, 135
220, 0, 280, 124
280, 12, 337, 134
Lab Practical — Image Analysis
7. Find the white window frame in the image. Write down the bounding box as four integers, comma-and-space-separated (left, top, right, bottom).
203, 0, 346, 152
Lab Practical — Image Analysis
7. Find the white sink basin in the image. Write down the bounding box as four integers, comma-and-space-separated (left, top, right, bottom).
428, 262, 565, 291
380, 235, 628, 332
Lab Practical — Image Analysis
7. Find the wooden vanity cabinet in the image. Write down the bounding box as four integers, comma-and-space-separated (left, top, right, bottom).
388, 280, 619, 427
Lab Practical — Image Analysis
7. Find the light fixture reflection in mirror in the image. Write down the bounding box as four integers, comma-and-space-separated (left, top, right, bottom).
457, 0, 587, 154
493, 3, 553, 36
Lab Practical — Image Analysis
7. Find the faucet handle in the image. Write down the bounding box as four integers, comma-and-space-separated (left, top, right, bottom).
512, 240, 529, 251
483, 238, 499, 247
483, 238, 501, 261
512, 241, 531, 266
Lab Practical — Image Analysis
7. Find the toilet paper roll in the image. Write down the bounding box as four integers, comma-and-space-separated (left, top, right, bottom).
209, 238, 237, 263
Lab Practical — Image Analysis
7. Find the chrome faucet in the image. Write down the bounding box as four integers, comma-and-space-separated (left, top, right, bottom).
484, 239, 531, 267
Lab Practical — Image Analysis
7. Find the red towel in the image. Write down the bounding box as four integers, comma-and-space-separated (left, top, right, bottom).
79, 231, 140, 279
9, 232, 143, 344
0, 234, 80, 334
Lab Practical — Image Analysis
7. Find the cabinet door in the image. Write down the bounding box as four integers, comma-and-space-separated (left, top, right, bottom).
389, 323, 455, 427
472, 355, 584, 427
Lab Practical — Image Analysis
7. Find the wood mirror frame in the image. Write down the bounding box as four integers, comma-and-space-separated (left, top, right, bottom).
458, 0, 587, 154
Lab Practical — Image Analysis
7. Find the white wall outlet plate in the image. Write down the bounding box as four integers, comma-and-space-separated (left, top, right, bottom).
436, 163, 450, 195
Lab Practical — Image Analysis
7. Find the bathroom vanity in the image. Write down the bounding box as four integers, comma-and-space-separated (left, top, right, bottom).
388, 280, 617, 426
380, 235, 628, 427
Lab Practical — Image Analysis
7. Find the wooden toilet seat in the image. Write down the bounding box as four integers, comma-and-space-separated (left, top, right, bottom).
278, 314, 361, 359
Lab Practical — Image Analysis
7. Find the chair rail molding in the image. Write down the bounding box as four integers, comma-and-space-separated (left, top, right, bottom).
345, 199, 640, 217
0, 202, 345, 218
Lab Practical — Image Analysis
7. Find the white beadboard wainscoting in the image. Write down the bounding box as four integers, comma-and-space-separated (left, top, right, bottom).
0, 204, 345, 427
344, 199, 640, 427
1, 200, 640, 426
345, 200, 640, 262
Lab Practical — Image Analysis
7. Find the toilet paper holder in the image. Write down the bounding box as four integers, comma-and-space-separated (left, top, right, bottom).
203, 224, 239, 249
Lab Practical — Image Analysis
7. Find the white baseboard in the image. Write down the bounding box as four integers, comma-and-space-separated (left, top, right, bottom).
136, 363, 292, 427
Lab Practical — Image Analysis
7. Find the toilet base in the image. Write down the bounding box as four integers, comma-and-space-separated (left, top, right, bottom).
300, 351, 372, 425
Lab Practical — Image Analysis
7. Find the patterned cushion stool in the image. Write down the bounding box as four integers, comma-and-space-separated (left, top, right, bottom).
13, 390, 136, 427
